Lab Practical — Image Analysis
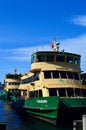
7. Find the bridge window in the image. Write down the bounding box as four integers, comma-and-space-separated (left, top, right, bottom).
37, 55, 45, 62
66, 56, 73, 64
31, 55, 34, 64
31, 54, 45, 63
56, 55, 65, 62
46, 54, 54, 62
74, 57, 80, 64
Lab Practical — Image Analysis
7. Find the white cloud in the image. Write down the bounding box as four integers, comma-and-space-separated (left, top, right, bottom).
71, 15, 86, 26
1, 34, 86, 72
1, 45, 50, 61
60, 34, 86, 71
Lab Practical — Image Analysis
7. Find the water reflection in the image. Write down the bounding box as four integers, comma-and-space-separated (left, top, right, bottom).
0, 100, 72, 130
20, 116, 72, 130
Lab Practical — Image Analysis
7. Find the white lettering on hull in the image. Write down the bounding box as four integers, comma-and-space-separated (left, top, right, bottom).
37, 100, 47, 103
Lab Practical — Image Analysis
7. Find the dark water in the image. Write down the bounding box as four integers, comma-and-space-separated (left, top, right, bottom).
0, 100, 72, 130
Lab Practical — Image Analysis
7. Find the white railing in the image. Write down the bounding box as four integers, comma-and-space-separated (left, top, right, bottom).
73, 115, 86, 130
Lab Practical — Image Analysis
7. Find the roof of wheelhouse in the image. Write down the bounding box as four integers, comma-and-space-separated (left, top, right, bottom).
31, 51, 81, 57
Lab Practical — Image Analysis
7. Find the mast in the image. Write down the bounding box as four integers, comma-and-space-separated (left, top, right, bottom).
53, 38, 60, 52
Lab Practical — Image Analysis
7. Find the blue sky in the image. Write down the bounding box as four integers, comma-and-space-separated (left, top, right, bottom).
0, 0, 86, 83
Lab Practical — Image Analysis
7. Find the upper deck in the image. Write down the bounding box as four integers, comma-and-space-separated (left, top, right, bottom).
31, 51, 81, 72
4, 73, 21, 91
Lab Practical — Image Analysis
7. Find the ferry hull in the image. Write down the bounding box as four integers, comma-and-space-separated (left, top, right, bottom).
22, 96, 86, 125
23, 96, 60, 125
58, 97, 86, 124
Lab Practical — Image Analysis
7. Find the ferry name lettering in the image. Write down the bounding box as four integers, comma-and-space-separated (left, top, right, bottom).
37, 100, 47, 103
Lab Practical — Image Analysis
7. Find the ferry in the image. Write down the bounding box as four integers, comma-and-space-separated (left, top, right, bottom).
3, 71, 21, 99
11, 38, 86, 125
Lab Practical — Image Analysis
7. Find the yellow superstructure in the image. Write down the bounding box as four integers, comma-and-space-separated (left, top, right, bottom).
4, 73, 21, 93
18, 39, 86, 99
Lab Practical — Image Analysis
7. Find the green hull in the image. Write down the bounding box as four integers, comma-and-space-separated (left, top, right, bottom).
0, 90, 20, 100
58, 97, 86, 124
23, 96, 59, 125
0, 91, 8, 99
22, 96, 86, 125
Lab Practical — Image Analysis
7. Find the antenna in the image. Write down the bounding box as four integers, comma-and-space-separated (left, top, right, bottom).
14, 69, 17, 74
53, 38, 60, 52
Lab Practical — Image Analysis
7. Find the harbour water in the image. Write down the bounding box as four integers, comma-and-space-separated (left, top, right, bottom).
0, 99, 72, 130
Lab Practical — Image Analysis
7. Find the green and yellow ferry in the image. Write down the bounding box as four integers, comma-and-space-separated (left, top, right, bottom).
3, 72, 21, 99
12, 38, 86, 125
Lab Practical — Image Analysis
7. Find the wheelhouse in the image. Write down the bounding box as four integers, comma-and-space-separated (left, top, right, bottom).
31, 51, 81, 65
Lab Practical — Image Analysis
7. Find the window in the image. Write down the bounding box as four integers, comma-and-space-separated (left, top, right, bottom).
49, 88, 66, 97
31, 55, 35, 64
36, 54, 45, 62
67, 72, 73, 79
14, 82, 17, 85
74, 57, 80, 64
22, 78, 29, 84
11, 82, 14, 85
56, 55, 65, 62
39, 90, 42, 97
60, 71, 67, 78
29, 90, 42, 98
35, 91, 38, 97
67, 88, 74, 97
66, 56, 73, 64
21, 74, 40, 84
58, 88, 66, 97
75, 88, 81, 96
34, 73, 39, 81
29, 91, 35, 98
44, 71, 51, 78
49, 88, 57, 96
52, 71, 59, 78
81, 89, 86, 96
46, 54, 54, 62
73, 73, 79, 80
